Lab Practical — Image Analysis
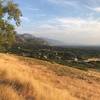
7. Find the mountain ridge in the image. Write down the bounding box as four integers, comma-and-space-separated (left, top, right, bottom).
15, 33, 66, 46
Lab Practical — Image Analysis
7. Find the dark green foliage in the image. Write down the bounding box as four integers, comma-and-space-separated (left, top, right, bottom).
9, 39, 100, 71
0, 0, 22, 50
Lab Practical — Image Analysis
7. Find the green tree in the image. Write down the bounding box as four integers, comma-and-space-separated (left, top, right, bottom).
0, 0, 22, 49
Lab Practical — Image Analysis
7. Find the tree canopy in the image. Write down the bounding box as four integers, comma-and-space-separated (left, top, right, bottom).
0, 0, 22, 48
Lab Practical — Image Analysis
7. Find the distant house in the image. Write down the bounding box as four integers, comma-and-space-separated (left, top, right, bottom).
18, 46, 21, 50
84, 58, 100, 62
74, 57, 78, 62
43, 55, 48, 59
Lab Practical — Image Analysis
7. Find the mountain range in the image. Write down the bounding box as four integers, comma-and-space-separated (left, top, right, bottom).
15, 33, 65, 46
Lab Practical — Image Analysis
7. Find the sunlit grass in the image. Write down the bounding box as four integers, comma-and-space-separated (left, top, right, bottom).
0, 53, 75, 100
0, 53, 100, 100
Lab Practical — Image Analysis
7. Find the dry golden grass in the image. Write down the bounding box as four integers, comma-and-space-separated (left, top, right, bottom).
0, 84, 24, 100
0, 53, 100, 100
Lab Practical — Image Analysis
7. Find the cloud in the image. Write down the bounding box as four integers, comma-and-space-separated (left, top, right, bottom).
48, 0, 78, 7
93, 7, 100, 12
23, 7, 46, 17
20, 16, 30, 22
32, 13, 46, 17
26, 7, 40, 11
55, 17, 100, 29
32, 17, 100, 45
87, 6, 100, 12
48, 0, 100, 12
36, 17, 100, 32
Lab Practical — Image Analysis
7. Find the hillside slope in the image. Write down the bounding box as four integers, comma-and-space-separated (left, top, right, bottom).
0, 53, 100, 100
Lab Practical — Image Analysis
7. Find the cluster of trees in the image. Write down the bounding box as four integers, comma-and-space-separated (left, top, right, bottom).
9, 42, 100, 70
0, 0, 22, 50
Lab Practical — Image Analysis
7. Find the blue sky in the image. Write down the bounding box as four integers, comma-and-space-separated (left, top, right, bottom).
13, 0, 100, 45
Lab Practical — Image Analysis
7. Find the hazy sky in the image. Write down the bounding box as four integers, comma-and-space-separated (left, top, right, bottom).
14, 0, 100, 45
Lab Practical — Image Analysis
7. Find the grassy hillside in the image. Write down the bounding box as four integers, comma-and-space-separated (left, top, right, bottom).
0, 53, 100, 100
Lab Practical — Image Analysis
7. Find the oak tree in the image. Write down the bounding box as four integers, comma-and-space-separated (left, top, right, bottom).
0, 0, 22, 48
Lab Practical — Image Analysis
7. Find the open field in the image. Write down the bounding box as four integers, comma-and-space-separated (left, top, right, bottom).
0, 53, 100, 100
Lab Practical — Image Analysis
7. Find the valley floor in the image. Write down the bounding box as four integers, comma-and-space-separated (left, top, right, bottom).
0, 53, 100, 100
